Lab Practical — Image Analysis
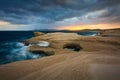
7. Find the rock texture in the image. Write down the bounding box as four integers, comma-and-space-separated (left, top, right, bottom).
99, 28, 120, 37
0, 31, 120, 80
34, 32, 45, 37
27, 32, 120, 55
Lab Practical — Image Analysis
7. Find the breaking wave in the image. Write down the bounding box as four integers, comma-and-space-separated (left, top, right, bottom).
0, 42, 45, 65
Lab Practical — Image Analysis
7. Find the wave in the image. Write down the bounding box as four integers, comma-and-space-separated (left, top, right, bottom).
0, 42, 45, 65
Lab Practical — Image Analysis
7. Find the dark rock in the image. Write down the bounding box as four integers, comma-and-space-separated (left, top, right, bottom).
30, 50, 46, 54
30, 50, 55, 56
63, 43, 82, 51
21, 40, 30, 46
45, 51, 55, 56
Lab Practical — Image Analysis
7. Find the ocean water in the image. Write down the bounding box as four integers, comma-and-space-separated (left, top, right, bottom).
0, 31, 97, 65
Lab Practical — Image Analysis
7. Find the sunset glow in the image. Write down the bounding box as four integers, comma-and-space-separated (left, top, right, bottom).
0, 0, 120, 30
58, 24, 120, 30
0, 21, 10, 26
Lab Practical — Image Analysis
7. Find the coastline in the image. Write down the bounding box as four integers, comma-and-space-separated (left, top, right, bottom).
0, 29, 120, 80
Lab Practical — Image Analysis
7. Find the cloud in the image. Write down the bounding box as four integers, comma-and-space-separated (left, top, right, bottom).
0, 21, 10, 26
0, 20, 30, 30
0, 0, 120, 30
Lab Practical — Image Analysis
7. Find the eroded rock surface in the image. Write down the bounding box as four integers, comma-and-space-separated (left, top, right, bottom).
0, 32, 120, 80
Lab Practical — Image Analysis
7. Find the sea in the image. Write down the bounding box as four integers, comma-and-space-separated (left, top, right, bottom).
0, 31, 98, 65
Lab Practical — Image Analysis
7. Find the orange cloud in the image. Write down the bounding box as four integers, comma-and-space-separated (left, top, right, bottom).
58, 24, 120, 30
0, 21, 29, 30
0, 21, 10, 26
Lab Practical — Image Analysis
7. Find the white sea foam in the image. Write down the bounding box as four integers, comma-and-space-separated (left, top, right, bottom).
91, 33, 97, 36
37, 41, 50, 47
5, 42, 42, 62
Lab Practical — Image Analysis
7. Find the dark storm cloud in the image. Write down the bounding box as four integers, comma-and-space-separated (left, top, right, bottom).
0, 0, 120, 27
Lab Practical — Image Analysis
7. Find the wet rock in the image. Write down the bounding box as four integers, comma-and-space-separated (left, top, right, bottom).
30, 50, 55, 56
22, 40, 50, 47
22, 40, 30, 46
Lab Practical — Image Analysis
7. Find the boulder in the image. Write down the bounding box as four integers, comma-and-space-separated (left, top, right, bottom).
22, 40, 31, 46
34, 32, 45, 37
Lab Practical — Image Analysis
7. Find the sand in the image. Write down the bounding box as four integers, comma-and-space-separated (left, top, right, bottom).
0, 30, 120, 80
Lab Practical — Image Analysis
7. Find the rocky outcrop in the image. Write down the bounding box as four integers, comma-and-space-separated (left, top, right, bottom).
24, 32, 120, 55
23, 32, 83, 55
34, 32, 45, 37
22, 40, 30, 46
98, 28, 120, 37
0, 32, 120, 80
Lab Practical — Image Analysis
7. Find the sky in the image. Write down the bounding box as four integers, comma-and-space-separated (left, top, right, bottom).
0, 0, 120, 30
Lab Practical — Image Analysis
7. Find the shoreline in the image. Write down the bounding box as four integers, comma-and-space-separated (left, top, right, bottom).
0, 29, 120, 80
